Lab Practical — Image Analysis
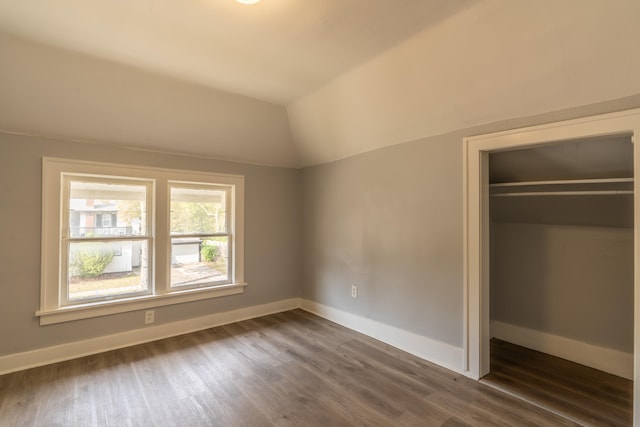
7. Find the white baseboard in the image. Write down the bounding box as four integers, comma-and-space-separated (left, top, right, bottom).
1, 297, 467, 379
0, 298, 300, 376
300, 299, 465, 375
491, 320, 633, 380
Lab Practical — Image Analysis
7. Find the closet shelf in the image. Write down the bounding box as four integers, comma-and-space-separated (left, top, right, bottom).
490, 177, 634, 197
491, 190, 633, 197
490, 177, 633, 187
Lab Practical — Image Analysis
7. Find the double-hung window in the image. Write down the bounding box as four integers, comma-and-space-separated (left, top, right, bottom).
169, 183, 231, 289
64, 176, 153, 304
39, 158, 245, 325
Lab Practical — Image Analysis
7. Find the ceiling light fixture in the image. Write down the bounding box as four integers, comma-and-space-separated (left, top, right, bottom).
235, 0, 261, 4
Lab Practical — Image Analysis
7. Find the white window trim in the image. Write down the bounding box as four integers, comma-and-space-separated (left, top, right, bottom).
61, 174, 155, 306
39, 158, 246, 325
167, 181, 233, 290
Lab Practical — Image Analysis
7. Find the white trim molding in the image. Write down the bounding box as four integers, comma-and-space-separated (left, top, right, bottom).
36, 284, 247, 325
0, 298, 299, 376
492, 321, 633, 380
299, 299, 466, 376
3, 298, 471, 382
40, 157, 247, 325
463, 108, 640, 422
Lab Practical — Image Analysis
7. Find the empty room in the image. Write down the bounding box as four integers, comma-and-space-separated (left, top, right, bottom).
1, 1, 640, 425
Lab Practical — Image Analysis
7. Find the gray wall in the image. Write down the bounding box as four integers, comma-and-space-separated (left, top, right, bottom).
3, 95, 640, 359
301, 94, 640, 350
490, 222, 633, 353
488, 136, 634, 354
0, 133, 301, 357
0, 31, 297, 167
301, 135, 464, 346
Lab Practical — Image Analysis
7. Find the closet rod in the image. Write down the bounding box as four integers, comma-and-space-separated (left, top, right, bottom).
490, 177, 633, 188
491, 190, 634, 197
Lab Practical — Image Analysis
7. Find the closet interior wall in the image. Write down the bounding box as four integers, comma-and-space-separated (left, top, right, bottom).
489, 135, 634, 377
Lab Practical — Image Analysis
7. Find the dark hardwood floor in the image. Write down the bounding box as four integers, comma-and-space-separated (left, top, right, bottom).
1, 310, 580, 426
482, 339, 633, 427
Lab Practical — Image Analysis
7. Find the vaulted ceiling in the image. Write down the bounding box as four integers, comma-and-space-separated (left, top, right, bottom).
0, 0, 467, 105
1, 0, 640, 167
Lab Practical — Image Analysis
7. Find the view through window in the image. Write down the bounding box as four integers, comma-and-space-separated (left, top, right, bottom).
66, 179, 151, 303
170, 184, 231, 288
40, 158, 245, 324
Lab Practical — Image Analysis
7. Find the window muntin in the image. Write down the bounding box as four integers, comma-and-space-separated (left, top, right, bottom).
62, 176, 153, 304
40, 158, 246, 324
169, 184, 231, 288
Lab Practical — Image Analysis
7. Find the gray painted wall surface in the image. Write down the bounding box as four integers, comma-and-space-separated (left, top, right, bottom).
2, 95, 640, 358
301, 95, 640, 350
302, 135, 464, 347
0, 133, 301, 357
490, 195, 634, 228
489, 135, 633, 183
490, 222, 633, 353
0, 31, 297, 168
489, 136, 634, 228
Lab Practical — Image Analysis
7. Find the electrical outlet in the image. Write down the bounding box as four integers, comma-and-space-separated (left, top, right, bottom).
351, 285, 358, 298
145, 310, 155, 324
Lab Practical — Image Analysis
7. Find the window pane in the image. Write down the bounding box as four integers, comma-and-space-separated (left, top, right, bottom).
170, 186, 227, 235
171, 236, 229, 287
68, 240, 150, 301
69, 180, 147, 237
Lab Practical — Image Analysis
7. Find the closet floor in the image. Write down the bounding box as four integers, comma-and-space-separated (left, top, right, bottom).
481, 339, 632, 426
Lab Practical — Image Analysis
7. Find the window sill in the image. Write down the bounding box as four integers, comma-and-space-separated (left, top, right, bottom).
36, 283, 247, 325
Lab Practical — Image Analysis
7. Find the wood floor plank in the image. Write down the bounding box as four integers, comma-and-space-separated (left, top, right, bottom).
490, 341, 630, 405
483, 339, 632, 427
1, 310, 584, 426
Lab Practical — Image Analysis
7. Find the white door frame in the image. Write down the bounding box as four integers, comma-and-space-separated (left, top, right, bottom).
463, 108, 640, 423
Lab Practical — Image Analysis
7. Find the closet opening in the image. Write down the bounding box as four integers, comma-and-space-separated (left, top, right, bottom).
484, 135, 633, 425
463, 108, 640, 425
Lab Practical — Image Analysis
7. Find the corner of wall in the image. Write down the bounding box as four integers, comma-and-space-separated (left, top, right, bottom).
299, 298, 466, 377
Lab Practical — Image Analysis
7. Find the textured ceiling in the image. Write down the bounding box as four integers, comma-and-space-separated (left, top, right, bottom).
0, 0, 470, 104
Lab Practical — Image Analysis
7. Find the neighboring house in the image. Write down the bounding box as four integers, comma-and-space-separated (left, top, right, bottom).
69, 198, 140, 274
69, 199, 133, 238
68, 197, 224, 275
